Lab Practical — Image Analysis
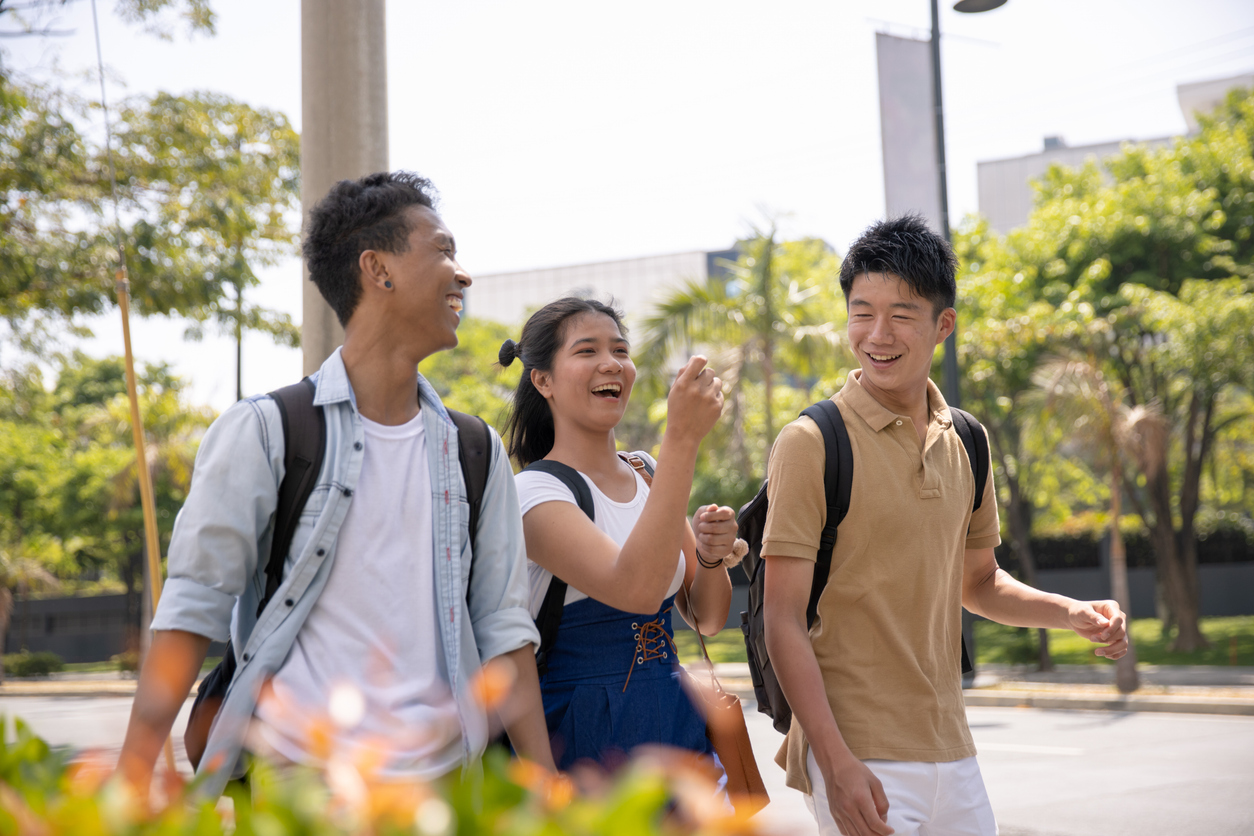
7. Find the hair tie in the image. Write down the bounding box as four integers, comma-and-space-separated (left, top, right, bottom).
498, 339, 519, 367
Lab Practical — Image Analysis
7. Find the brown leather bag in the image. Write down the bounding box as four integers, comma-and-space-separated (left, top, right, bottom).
680, 587, 770, 815
621, 454, 769, 813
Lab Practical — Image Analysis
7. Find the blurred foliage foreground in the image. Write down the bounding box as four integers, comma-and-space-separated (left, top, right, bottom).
0, 716, 770, 836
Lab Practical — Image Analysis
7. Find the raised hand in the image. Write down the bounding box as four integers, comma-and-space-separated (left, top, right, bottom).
664, 356, 724, 445
692, 504, 737, 563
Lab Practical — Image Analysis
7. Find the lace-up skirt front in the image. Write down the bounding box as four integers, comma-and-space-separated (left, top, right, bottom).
539, 593, 714, 770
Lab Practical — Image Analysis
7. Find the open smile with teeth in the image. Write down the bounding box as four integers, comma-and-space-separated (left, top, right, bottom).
447, 295, 463, 313
867, 352, 901, 362
592, 383, 622, 398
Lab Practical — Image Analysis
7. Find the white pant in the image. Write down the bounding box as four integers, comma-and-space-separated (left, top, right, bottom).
805, 750, 998, 836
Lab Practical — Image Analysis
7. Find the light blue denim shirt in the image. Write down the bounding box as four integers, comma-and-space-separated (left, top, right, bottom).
151, 348, 540, 798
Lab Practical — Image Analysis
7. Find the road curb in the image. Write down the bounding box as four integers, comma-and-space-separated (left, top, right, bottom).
0, 681, 139, 698
962, 689, 1254, 716
5, 679, 1251, 717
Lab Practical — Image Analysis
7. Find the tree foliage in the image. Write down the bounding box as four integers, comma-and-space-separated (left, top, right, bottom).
0, 354, 212, 643
419, 316, 520, 434
639, 231, 851, 511
956, 86, 1254, 652
0, 75, 300, 363
0, 0, 215, 39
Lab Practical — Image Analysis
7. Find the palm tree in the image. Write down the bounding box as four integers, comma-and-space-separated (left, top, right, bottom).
639, 227, 843, 469
1034, 356, 1166, 694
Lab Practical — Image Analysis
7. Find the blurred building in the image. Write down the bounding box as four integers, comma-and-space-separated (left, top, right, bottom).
977, 72, 1254, 233
465, 248, 738, 328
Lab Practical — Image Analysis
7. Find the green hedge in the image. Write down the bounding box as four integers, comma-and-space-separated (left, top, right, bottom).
974, 616, 1254, 667
2, 652, 63, 677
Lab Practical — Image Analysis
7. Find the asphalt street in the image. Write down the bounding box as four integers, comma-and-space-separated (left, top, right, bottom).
2, 696, 1251, 835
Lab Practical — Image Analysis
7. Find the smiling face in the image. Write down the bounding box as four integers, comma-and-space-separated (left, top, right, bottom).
532, 311, 636, 432
373, 205, 471, 358
846, 271, 955, 411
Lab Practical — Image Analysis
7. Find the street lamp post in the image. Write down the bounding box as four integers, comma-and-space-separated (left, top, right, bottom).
932, 0, 1005, 678
930, 0, 960, 409
932, 0, 1006, 409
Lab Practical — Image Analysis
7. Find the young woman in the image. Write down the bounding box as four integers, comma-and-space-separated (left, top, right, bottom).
499, 297, 739, 773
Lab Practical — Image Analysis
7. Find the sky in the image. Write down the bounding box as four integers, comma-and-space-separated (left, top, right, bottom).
7, 0, 1254, 411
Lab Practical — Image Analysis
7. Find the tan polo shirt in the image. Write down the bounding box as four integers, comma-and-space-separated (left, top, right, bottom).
763, 370, 1000, 793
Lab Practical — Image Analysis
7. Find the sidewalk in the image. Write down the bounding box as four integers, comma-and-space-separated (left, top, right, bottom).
0, 670, 142, 698
4, 664, 1254, 716
693, 662, 1254, 717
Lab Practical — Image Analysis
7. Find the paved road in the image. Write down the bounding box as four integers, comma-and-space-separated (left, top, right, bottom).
2, 696, 1251, 835
970, 706, 1254, 836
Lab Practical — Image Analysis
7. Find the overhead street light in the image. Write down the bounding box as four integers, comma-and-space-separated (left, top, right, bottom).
930, 0, 1005, 409
954, 0, 1007, 13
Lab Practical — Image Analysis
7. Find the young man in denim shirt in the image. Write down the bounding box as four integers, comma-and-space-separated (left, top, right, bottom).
120, 172, 552, 798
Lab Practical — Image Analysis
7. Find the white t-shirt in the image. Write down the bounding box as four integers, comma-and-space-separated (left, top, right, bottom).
515, 453, 685, 619
255, 412, 467, 778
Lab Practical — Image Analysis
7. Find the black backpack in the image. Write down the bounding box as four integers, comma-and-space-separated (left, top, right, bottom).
184, 378, 493, 769
523, 454, 654, 677
738, 399, 989, 735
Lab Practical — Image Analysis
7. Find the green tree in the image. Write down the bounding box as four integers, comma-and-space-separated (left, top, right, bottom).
111, 90, 301, 399
983, 87, 1254, 650
0, 77, 300, 386
53, 354, 212, 640
639, 231, 847, 508
956, 219, 1061, 669
1034, 354, 1170, 693
419, 316, 520, 435
0, 354, 212, 641
0, 76, 100, 353
0, 0, 215, 39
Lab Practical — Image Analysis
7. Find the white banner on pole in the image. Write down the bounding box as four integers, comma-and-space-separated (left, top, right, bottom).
876, 32, 942, 232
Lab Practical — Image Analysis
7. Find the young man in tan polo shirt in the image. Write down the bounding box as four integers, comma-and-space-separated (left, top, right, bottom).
762, 215, 1129, 836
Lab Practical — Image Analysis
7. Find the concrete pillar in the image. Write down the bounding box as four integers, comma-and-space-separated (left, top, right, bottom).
300, 0, 389, 375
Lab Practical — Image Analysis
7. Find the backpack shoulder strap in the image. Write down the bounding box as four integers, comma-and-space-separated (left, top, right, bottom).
949, 408, 989, 513
524, 460, 595, 520
448, 410, 493, 554
522, 459, 594, 675
798, 399, 852, 627
263, 377, 325, 614
948, 407, 987, 677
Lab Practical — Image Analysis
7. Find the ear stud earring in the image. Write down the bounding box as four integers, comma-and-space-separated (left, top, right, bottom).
384, 281, 393, 289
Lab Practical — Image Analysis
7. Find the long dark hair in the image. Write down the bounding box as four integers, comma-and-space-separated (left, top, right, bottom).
499, 297, 627, 467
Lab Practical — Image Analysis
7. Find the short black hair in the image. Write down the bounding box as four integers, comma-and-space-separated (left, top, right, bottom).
303, 171, 438, 326
838, 214, 957, 316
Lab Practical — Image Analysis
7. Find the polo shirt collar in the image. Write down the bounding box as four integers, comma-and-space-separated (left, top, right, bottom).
839, 370, 953, 432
